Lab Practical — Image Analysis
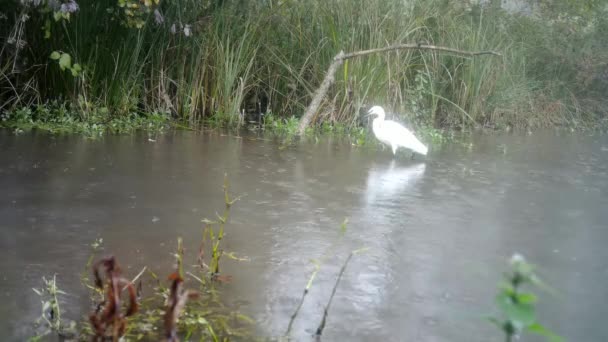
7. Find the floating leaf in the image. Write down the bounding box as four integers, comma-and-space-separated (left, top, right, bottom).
49, 51, 61, 60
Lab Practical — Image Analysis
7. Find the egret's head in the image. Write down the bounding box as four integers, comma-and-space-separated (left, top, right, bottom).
367, 106, 386, 120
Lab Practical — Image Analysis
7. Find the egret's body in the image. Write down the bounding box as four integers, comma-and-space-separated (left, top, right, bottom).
368, 106, 428, 156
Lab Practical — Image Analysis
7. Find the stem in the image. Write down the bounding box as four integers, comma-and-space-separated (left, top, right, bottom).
122, 266, 147, 292
285, 264, 320, 336
315, 252, 354, 338
52, 275, 61, 330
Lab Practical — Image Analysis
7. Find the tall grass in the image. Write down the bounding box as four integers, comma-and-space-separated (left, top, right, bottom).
1, 0, 606, 131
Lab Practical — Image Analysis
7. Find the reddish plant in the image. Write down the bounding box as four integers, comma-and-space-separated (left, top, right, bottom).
89, 256, 138, 341
164, 272, 198, 342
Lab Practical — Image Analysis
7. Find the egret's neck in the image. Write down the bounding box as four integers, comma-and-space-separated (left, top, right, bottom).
373, 113, 385, 124
372, 116, 384, 133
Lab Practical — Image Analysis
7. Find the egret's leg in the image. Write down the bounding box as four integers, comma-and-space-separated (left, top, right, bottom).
410, 152, 415, 160
391, 145, 398, 155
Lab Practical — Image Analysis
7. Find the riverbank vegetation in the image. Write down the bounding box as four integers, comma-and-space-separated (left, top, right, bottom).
2, 0, 607, 136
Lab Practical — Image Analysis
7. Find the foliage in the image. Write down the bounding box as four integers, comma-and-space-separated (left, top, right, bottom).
1, 102, 170, 137
1, 0, 606, 133
489, 254, 563, 342
49, 51, 81, 77
30, 275, 77, 341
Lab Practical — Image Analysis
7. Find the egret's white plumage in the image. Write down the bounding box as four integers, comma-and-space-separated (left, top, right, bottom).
368, 106, 428, 156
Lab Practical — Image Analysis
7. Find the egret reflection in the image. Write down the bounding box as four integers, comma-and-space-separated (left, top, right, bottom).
364, 160, 427, 206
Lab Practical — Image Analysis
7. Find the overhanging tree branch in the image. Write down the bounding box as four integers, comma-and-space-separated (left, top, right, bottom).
297, 44, 502, 135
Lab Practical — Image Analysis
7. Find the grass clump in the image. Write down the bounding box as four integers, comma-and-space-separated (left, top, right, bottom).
1, 102, 170, 138
30, 275, 77, 341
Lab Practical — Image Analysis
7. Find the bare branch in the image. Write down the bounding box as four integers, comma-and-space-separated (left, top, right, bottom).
297, 51, 345, 135
297, 43, 501, 135
341, 43, 502, 60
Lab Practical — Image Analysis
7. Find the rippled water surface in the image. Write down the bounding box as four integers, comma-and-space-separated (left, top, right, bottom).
1, 129, 607, 341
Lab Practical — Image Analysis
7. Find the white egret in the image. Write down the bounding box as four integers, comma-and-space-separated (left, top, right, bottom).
367, 106, 428, 157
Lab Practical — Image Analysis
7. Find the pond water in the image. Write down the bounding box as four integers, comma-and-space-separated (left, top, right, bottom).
1, 128, 607, 341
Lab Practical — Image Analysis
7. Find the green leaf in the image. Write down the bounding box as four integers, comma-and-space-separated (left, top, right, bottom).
49, 51, 61, 60
72, 63, 82, 72
53, 11, 62, 22
496, 293, 536, 327
340, 217, 348, 234
343, 59, 349, 84
515, 292, 538, 304
71, 68, 79, 77
527, 322, 564, 342
59, 53, 71, 71
485, 316, 504, 329
42, 301, 51, 312
43, 19, 52, 39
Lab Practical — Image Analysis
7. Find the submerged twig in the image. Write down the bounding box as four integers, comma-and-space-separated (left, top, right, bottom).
285, 262, 320, 336
285, 219, 357, 338
314, 252, 354, 339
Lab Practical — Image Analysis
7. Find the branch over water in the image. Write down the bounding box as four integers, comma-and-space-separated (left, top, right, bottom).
297, 43, 501, 135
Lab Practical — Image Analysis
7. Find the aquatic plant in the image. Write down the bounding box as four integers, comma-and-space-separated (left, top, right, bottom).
314, 247, 368, 338
489, 254, 563, 342
196, 173, 245, 283
286, 217, 369, 339
89, 256, 139, 341
164, 270, 199, 341
30, 274, 77, 341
